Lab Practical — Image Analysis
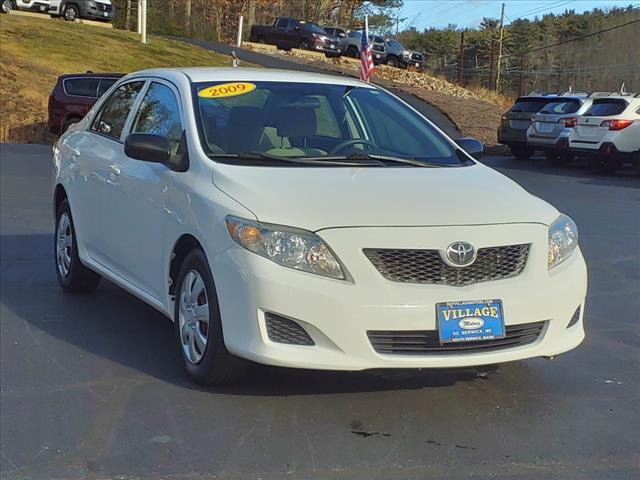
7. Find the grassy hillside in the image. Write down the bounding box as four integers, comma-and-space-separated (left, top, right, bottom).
0, 14, 233, 143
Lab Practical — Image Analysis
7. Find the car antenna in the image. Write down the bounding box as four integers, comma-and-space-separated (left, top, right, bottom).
231, 50, 240, 68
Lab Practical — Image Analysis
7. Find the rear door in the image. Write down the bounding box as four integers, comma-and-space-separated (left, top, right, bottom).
74, 80, 146, 263
100, 79, 185, 300
575, 99, 629, 146
533, 99, 582, 138
507, 97, 554, 131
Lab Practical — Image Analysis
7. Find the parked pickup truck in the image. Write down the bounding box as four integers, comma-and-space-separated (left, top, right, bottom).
250, 17, 340, 55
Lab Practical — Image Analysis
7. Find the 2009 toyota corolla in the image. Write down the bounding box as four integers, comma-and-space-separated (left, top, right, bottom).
52, 68, 587, 385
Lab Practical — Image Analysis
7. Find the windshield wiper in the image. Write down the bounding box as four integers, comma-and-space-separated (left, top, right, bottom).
207, 151, 381, 167
305, 152, 443, 167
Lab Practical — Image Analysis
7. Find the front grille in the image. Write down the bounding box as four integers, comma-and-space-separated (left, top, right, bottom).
96, 3, 112, 12
364, 244, 530, 287
265, 312, 314, 346
410, 53, 423, 61
368, 321, 546, 355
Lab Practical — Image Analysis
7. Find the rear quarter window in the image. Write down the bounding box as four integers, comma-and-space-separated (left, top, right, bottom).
584, 100, 628, 116
64, 78, 99, 97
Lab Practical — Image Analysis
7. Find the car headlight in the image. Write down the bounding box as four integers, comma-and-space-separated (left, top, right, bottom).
226, 216, 346, 280
548, 214, 579, 269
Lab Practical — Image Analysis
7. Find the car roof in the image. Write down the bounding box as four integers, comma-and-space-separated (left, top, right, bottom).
130, 67, 373, 88
59, 73, 124, 79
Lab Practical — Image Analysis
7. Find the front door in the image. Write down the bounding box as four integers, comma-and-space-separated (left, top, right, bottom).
100, 80, 185, 301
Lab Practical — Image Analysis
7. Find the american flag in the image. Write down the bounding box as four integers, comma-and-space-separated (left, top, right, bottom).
359, 18, 375, 82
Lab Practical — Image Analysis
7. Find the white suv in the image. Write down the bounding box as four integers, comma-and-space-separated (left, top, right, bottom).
569, 93, 640, 174
52, 68, 587, 385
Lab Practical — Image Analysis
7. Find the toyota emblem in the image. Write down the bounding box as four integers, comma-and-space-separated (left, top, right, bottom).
445, 241, 476, 267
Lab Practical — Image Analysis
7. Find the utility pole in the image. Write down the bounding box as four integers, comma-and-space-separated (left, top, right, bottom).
489, 40, 496, 90
518, 55, 526, 96
458, 31, 465, 85
495, 2, 505, 93
140, 0, 147, 44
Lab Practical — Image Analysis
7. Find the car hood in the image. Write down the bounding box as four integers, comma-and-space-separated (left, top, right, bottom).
212, 162, 558, 231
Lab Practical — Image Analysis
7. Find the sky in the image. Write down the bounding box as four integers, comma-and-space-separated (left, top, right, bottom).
399, 0, 638, 30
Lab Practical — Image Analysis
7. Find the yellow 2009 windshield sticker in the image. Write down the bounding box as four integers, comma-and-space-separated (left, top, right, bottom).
198, 82, 256, 99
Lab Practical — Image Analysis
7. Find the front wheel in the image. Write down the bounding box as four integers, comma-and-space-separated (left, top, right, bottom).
174, 249, 248, 385
299, 39, 310, 50
55, 199, 101, 293
63, 4, 79, 21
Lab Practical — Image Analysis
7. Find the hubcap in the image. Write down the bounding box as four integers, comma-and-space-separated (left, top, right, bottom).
65, 7, 76, 20
56, 213, 72, 278
178, 270, 210, 364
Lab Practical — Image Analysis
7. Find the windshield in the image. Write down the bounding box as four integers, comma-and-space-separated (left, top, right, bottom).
301, 22, 326, 34
193, 81, 462, 167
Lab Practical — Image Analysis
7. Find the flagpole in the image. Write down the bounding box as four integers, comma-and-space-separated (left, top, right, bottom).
364, 14, 370, 83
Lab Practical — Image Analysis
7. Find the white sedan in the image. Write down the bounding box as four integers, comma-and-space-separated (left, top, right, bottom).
52, 68, 587, 384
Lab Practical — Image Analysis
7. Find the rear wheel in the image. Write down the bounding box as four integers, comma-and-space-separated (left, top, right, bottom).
174, 249, 248, 385
594, 156, 622, 174
1, 0, 14, 14
55, 199, 101, 293
387, 56, 399, 68
511, 146, 534, 160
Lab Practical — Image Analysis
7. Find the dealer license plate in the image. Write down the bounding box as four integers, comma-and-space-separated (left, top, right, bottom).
436, 299, 505, 343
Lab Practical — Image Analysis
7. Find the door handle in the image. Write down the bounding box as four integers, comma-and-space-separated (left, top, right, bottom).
109, 165, 121, 176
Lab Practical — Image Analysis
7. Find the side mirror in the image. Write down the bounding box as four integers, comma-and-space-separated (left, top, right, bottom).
124, 133, 171, 164
455, 137, 484, 160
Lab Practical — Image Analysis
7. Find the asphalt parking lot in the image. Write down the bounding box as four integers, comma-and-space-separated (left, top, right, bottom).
1, 144, 639, 480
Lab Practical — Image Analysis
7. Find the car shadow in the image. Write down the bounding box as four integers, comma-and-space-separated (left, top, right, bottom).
1, 233, 498, 396
483, 155, 640, 188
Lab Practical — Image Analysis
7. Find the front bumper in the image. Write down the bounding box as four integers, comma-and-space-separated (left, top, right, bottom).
211, 224, 587, 370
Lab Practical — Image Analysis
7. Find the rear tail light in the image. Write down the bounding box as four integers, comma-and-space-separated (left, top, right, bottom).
600, 119, 633, 130
558, 116, 577, 128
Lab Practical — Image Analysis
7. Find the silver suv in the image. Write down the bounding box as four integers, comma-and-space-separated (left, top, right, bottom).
526, 93, 593, 164
343, 31, 387, 64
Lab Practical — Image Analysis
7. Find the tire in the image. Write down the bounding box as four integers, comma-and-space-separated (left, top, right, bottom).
1, 0, 13, 14
387, 56, 399, 68
346, 45, 359, 59
62, 117, 81, 133
174, 249, 248, 385
257, 36, 266, 44
55, 199, 101, 293
63, 4, 79, 21
299, 39, 310, 50
545, 151, 572, 165
594, 156, 622, 174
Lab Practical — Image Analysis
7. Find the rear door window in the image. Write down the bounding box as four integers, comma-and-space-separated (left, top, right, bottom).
91, 81, 145, 140
584, 100, 628, 116
64, 78, 99, 97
